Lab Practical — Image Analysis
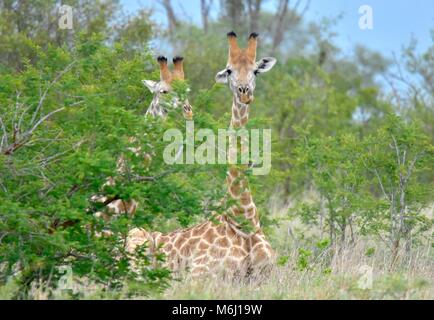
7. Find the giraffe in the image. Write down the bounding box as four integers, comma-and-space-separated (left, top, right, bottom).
143, 56, 193, 119
214, 30, 277, 268
126, 32, 277, 278
89, 56, 193, 229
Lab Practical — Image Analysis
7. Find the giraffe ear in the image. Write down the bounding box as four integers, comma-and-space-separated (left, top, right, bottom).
255, 57, 277, 74
142, 80, 158, 93
215, 68, 230, 84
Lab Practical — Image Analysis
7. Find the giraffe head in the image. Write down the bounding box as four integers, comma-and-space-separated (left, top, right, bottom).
215, 32, 277, 105
142, 56, 193, 120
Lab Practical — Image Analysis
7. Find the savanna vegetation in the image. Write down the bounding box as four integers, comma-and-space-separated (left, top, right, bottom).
0, 0, 433, 299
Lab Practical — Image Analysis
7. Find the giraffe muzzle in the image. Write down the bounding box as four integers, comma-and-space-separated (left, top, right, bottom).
237, 85, 254, 104
239, 94, 254, 104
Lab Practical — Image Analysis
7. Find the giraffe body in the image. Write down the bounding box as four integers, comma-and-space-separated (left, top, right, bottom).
127, 215, 273, 276
127, 32, 277, 277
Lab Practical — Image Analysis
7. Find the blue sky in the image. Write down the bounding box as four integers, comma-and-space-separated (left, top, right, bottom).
120, 0, 433, 57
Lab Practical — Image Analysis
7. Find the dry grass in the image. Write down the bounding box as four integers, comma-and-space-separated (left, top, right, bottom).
1, 202, 433, 300
2, 239, 430, 300
154, 241, 433, 300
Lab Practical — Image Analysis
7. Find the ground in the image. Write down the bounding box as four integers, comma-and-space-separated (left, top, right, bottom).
1, 206, 433, 300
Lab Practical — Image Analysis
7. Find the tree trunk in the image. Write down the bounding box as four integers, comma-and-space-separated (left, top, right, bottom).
390, 238, 400, 270
200, 0, 213, 33
271, 0, 311, 54
340, 219, 346, 246
327, 197, 335, 246
222, 0, 245, 31
390, 193, 401, 270
247, 0, 262, 32
271, 0, 289, 54
160, 0, 179, 34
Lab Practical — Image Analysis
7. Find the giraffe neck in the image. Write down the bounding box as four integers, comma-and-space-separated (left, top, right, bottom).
226, 98, 260, 232
230, 98, 250, 128
146, 95, 167, 118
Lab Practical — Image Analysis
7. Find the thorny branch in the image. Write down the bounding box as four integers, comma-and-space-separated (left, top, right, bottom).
30, 61, 77, 126
1, 61, 76, 156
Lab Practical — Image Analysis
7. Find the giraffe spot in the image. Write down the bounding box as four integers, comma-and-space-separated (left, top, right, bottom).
245, 206, 256, 217
198, 241, 209, 250
215, 237, 230, 248
163, 243, 173, 252
203, 228, 218, 243
230, 183, 241, 196
229, 167, 239, 177
173, 234, 188, 248
183, 229, 192, 238
180, 244, 192, 256
225, 224, 236, 238
192, 223, 208, 236
231, 206, 243, 216
240, 192, 252, 205
243, 202, 255, 210
215, 225, 226, 237
186, 237, 201, 248
238, 106, 246, 117
233, 235, 246, 247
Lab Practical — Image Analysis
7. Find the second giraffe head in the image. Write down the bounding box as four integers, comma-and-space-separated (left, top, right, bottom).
215, 32, 277, 105
143, 56, 193, 120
